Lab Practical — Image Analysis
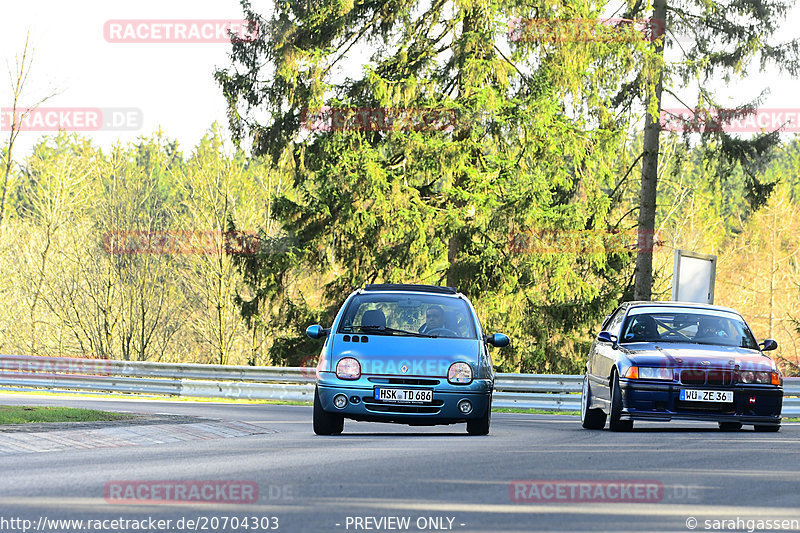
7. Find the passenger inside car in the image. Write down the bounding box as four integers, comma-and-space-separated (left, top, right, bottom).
696, 316, 728, 339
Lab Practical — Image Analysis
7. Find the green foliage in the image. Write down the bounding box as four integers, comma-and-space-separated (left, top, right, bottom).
0, 127, 274, 365
216, 0, 660, 372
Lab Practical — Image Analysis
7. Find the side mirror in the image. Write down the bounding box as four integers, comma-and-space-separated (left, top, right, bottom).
597, 331, 618, 345
486, 333, 510, 348
760, 339, 778, 351
306, 325, 328, 339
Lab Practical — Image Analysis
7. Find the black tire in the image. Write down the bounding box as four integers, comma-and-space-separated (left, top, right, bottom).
581, 374, 607, 430
313, 386, 344, 435
718, 422, 742, 431
609, 371, 633, 432
467, 398, 491, 435
753, 424, 781, 432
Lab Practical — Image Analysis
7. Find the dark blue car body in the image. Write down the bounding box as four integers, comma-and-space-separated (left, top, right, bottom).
582, 301, 783, 432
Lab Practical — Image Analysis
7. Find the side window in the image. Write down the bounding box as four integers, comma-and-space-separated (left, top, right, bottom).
605, 308, 626, 336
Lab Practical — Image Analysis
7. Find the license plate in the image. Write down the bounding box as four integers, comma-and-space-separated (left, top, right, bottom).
680, 389, 733, 402
374, 388, 433, 403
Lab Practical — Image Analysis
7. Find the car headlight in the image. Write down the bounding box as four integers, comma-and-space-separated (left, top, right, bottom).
448, 362, 472, 384
739, 370, 773, 384
624, 366, 673, 380
336, 357, 361, 380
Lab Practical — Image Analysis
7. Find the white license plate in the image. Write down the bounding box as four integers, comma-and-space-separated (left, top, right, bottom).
374, 388, 433, 403
680, 389, 733, 402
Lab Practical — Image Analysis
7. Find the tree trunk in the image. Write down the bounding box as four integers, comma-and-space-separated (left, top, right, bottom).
1, 139, 14, 227
634, 0, 667, 301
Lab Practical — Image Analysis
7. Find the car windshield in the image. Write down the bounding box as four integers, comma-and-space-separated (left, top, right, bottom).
619, 308, 759, 349
337, 293, 477, 339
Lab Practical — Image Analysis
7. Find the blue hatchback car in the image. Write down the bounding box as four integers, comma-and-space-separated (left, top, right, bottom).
306, 284, 509, 435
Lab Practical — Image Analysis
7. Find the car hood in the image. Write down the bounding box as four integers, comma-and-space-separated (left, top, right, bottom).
329, 334, 481, 377
620, 342, 776, 372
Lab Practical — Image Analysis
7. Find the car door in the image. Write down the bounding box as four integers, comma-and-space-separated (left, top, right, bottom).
590, 307, 627, 402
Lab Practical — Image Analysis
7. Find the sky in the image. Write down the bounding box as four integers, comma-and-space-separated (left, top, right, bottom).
2, 0, 800, 160
2, 0, 260, 158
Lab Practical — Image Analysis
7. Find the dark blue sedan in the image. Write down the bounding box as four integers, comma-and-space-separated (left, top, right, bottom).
306, 284, 509, 435
581, 301, 783, 432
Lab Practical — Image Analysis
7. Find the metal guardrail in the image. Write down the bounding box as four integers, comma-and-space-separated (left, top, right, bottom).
0, 354, 798, 415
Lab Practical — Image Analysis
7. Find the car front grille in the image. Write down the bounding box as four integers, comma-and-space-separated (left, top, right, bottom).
367, 377, 441, 386
675, 400, 736, 414
680, 369, 734, 386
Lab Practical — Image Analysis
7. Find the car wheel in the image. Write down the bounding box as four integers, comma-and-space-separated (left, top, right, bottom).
718, 422, 742, 431
313, 386, 344, 435
609, 371, 633, 432
581, 374, 607, 430
753, 424, 781, 432
467, 397, 491, 436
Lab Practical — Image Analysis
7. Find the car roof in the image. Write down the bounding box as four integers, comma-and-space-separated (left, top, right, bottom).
621, 300, 742, 315
359, 284, 461, 297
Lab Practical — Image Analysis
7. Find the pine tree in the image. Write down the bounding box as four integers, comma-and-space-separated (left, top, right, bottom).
216, 0, 658, 370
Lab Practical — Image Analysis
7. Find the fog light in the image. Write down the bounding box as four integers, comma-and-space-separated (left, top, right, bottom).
458, 400, 473, 414
350, 395, 360, 404
333, 394, 348, 409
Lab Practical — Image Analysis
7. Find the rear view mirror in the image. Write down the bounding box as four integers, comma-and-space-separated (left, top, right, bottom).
597, 331, 618, 344
306, 325, 328, 339
486, 333, 510, 348
397, 298, 422, 308
760, 339, 778, 351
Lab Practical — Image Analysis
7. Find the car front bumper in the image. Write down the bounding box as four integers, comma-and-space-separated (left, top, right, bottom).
618, 378, 782, 425
316, 376, 493, 425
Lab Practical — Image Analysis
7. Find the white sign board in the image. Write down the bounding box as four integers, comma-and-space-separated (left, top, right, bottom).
671, 249, 716, 304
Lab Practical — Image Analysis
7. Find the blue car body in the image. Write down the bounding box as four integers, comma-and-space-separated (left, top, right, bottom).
307, 284, 509, 435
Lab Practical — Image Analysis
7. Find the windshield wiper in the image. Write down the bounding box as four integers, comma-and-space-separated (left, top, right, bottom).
354, 325, 435, 338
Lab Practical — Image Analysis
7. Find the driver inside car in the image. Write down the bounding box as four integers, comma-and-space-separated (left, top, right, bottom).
696, 316, 729, 339
627, 315, 660, 342
419, 305, 445, 334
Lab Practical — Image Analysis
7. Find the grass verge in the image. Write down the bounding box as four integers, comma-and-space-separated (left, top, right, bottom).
0, 389, 312, 406
0, 405, 135, 425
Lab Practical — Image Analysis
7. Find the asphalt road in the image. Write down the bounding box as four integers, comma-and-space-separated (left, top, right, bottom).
1, 394, 799, 533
